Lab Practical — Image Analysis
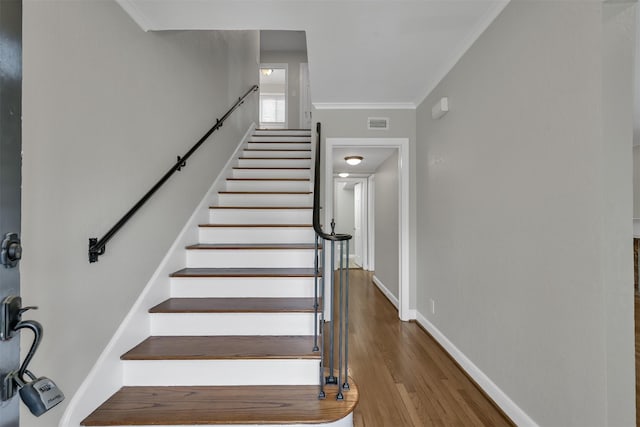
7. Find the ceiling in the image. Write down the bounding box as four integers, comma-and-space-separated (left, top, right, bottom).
333, 147, 396, 176
116, 0, 509, 108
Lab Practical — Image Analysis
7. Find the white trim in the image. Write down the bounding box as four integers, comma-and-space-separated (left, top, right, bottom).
372, 275, 398, 310
59, 124, 256, 427
325, 137, 411, 321
415, 311, 538, 427
313, 102, 416, 110
414, 1, 510, 107
115, 0, 152, 31
367, 175, 375, 272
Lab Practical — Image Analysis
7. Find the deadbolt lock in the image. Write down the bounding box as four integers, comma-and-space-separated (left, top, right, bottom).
1, 232, 22, 268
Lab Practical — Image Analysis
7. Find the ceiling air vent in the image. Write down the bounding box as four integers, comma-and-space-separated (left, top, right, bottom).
367, 117, 389, 130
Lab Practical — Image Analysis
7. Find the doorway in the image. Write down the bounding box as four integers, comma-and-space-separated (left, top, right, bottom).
326, 138, 411, 321
333, 177, 369, 270
259, 64, 288, 129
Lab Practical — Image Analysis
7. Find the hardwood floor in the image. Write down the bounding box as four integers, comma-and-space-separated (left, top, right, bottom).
633, 292, 640, 427
340, 269, 513, 427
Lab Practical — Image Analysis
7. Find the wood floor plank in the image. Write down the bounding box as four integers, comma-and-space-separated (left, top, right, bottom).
149, 297, 316, 313
186, 243, 319, 250
170, 267, 318, 278
121, 336, 319, 360
329, 269, 513, 427
81, 384, 358, 426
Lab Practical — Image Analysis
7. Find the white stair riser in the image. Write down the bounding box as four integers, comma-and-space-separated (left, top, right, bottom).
253, 130, 311, 136
170, 277, 317, 298
247, 143, 311, 150
106, 414, 353, 427
217, 193, 312, 207
150, 313, 317, 336
238, 158, 311, 168
123, 359, 319, 386
225, 180, 311, 192
199, 227, 315, 243
249, 136, 310, 142
243, 150, 312, 159
209, 209, 312, 224
231, 168, 310, 179
186, 249, 316, 268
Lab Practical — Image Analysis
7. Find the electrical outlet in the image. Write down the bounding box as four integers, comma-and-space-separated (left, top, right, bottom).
430, 299, 435, 315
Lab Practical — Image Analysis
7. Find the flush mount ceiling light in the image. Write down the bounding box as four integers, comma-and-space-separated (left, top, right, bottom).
338, 172, 349, 178
260, 68, 273, 76
344, 156, 363, 166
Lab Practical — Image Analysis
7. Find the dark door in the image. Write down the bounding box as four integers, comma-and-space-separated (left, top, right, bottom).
0, 1, 22, 426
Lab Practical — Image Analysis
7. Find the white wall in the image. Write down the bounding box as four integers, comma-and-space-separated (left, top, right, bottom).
634, 146, 640, 219
415, 2, 635, 426
260, 51, 307, 129
374, 152, 399, 301
21, 1, 258, 425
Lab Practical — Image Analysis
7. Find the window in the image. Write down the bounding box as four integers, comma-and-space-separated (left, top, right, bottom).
260, 94, 285, 123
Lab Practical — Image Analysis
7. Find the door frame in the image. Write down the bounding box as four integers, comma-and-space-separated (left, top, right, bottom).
299, 62, 311, 129
325, 137, 411, 321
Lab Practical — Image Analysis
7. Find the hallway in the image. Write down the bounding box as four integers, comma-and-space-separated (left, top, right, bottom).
342, 269, 513, 426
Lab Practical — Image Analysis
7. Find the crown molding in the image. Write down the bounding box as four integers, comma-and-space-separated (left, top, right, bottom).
116, 0, 153, 32
313, 102, 416, 110
414, 1, 511, 108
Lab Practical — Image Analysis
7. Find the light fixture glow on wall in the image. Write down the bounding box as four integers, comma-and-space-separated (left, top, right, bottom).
432, 97, 449, 120
344, 156, 363, 166
260, 68, 273, 76
338, 172, 349, 178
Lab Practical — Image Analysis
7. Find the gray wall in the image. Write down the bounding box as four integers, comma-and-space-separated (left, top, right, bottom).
260, 50, 307, 129
415, 2, 635, 426
374, 152, 399, 300
21, 1, 258, 425
334, 182, 355, 239
634, 145, 640, 219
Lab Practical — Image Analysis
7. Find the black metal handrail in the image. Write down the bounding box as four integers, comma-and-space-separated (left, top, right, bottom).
88, 85, 259, 263
313, 122, 351, 242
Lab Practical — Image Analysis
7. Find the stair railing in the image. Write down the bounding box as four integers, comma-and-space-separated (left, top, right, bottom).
312, 122, 352, 400
88, 85, 259, 263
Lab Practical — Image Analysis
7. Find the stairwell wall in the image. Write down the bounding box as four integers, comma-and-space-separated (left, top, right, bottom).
21, 1, 258, 425
415, 1, 635, 425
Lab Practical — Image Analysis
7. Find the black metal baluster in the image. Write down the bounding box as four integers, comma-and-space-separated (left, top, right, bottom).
313, 234, 320, 352
337, 240, 345, 400
343, 239, 351, 391
326, 239, 337, 384
318, 236, 326, 399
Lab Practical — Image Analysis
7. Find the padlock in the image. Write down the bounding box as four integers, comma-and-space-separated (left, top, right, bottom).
15, 370, 65, 416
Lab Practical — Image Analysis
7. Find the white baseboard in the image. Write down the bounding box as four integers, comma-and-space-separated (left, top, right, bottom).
372, 275, 399, 310
414, 311, 538, 427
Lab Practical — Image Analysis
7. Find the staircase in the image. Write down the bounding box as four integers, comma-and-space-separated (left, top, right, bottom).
80, 129, 358, 427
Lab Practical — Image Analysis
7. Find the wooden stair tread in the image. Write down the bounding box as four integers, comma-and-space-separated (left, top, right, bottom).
244, 149, 311, 151
232, 167, 310, 170
170, 267, 317, 278
199, 223, 312, 228
218, 191, 311, 194
226, 178, 310, 181
121, 336, 319, 360
81, 384, 358, 426
238, 157, 311, 160
149, 297, 316, 313
186, 243, 319, 250
209, 206, 312, 209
